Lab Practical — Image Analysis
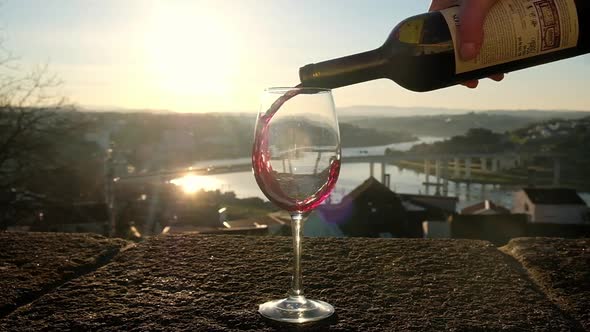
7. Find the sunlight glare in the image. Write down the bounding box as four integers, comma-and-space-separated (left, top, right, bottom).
170, 174, 222, 194
146, 2, 238, 103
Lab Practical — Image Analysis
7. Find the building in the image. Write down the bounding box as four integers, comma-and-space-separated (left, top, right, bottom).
1, 189, 46, 232
399, 194, 458, 214
221, 216, 280, 235
461, 200, 510, 215
422, 221, 451, 239
30, 202, 110, 235
339, 177, 411, 238
305, 205, 347, 238
450, 214, 528, 246
163, 203, 225, 233
308, 177, 419, 238
305, 177, 462, 238
399, 193, 458, 238
307, 177, 409, 238
512, 188, 589, 224
162, 216, 277, 236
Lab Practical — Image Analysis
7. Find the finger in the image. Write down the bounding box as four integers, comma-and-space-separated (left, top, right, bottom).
458, 0, 499, 60
461, 80, 479, 89
429, 0, 462, 11
489, 73, 504, 82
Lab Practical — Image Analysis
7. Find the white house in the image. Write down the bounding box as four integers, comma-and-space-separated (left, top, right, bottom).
512, 188, 588, 224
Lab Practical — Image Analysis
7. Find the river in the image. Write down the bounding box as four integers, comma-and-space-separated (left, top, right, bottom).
180, 136, 590, 210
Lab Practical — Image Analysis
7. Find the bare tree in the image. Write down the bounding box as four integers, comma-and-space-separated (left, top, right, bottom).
0, 41, 83, 230
0, 42, 77, 190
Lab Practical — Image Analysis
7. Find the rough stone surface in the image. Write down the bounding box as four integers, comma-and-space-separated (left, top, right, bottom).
502, 238, 590, 331
0, 235, 582, 331
0, 232, 129, 318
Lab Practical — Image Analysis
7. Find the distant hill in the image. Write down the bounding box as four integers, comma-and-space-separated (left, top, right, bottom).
337, 105, 590, 119
339, 123, 415, 147
79, 106, 175, 114
340, 111, 590, 138
337, 105, 461, 118
483, 109, 590, 120
80, 104, 590, 121
341, 113, 535, 137
69, 112, 414, 167
78, 105, 590, 139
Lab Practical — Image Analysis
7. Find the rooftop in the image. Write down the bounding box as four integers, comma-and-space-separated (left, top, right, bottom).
0, 232, 588, 331
523, 188, 587, 205
461, 200, 510, 215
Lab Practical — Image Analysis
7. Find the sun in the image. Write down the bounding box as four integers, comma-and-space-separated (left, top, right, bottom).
170, 174, 222, 194
145, 2, 238, 104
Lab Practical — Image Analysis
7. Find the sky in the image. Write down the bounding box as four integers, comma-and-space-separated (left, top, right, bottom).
1, 0, 589, 113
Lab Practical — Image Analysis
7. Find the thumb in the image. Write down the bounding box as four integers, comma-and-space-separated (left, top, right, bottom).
458, 0, 499, 60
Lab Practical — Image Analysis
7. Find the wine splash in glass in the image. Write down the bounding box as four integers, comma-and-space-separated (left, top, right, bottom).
252, 87, 341, 323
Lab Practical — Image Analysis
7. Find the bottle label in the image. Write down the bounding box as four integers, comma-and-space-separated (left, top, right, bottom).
440, 0, 579, 74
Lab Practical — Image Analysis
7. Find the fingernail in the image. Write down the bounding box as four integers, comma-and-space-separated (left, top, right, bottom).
461, 80, 478, 89
460, 43, 478, 60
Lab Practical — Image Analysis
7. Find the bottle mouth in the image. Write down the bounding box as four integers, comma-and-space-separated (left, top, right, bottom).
264, 87, 331, 94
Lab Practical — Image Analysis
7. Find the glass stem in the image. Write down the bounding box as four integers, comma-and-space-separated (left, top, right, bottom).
289, 213, 304, 298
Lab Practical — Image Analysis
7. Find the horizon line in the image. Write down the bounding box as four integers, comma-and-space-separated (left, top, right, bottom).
77, 104, 590, 114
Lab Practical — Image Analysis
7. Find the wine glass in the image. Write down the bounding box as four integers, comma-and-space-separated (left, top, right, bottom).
252, 87, 341, 323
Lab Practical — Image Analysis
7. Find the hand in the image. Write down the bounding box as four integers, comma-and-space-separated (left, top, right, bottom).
430, 0, 505, 88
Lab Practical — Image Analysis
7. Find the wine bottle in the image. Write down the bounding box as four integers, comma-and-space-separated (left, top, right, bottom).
299, 0, 589, 92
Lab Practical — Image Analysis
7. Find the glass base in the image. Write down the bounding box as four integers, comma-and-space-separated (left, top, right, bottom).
258, 295, 334, 323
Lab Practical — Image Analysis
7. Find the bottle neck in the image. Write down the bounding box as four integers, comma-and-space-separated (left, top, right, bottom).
299, 48, 389, 89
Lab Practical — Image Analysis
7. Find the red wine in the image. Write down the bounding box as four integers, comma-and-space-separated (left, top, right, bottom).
300, 0, 589, 92
252, 88, 341, 213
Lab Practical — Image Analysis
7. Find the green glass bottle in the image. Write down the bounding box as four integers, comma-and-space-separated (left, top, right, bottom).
299, 0, 589, 92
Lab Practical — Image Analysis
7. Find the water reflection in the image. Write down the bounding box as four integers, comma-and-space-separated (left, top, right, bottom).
169, 137, 590, 210
195, 162, 590, 210
341, 136, 443, 157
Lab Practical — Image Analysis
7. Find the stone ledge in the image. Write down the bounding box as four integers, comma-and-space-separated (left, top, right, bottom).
502, 238, 590, 331
0, 232, 130, 318
1, 234, 587, 331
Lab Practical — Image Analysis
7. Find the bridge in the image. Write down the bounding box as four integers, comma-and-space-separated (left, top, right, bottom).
111, 150, 564, 189
344, 151, 563, 187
